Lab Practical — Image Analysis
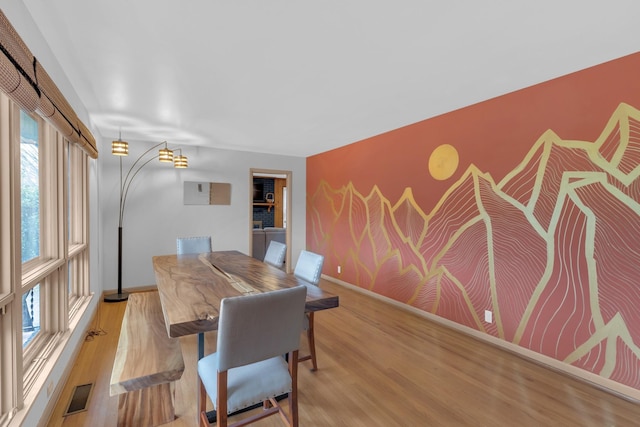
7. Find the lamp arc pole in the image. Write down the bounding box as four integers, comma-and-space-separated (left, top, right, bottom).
104, 141, 187, 302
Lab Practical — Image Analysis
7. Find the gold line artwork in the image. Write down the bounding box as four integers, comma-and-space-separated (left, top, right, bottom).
310, 103, 640, 390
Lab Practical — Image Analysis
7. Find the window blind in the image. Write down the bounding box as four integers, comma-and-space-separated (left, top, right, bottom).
0, 10, 98, 158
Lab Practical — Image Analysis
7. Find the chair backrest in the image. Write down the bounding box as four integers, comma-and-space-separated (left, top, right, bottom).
294, 250, 324, 285
176, 236, 212, 255
264, 241, 287, 268
216, 286, 307, 371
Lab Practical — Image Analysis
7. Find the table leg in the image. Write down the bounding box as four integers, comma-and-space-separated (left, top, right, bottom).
198, 332, 204, 360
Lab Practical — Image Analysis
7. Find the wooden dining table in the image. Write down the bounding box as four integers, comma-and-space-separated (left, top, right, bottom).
152, 250, 339, 358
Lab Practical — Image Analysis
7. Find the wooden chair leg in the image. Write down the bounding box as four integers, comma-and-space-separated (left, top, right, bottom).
289, 351, 300, 426
198, 376, 207, 426
306, 312, 317, 371
217, 371, 228, 427
200, 411, 210, 427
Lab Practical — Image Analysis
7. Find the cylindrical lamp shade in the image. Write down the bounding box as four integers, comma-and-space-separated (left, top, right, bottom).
174, 155, 188, 168
158, 147, 173, 162
112, 140, 129, 156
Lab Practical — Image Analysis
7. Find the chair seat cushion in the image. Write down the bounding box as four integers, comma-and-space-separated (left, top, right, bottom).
198, 352, 292, 414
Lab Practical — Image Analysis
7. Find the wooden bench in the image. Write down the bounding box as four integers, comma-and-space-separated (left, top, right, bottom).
110, 291, 185, 426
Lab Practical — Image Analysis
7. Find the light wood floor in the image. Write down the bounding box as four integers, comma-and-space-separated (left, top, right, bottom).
47, 280, 640, 427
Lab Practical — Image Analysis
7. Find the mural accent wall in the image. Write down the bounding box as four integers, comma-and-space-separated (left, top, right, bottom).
307, 52, 640, 393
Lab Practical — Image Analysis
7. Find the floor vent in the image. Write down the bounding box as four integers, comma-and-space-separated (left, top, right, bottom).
64, 383, 93, 416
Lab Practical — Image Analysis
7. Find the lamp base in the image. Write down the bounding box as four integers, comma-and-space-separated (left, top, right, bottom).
104, 292, 130, 303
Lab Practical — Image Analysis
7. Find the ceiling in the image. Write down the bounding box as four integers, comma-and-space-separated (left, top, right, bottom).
19, 1, 640, 157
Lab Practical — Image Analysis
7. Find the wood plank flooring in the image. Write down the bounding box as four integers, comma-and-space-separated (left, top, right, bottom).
47, 280, 640, 426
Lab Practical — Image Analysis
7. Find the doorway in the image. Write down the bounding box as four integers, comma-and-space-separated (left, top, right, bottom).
250, 169, 292, 272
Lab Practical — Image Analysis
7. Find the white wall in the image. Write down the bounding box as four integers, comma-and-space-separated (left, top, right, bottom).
99, 139, 306, 291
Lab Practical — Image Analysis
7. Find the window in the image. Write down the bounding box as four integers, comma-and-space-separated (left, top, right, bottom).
0, 91, 92, 426
20, 112, 41, 351
67, 143, 89, 306
20, 111, 39, 264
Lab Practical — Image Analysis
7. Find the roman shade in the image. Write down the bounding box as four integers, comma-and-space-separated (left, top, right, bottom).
0, 10, 98, 158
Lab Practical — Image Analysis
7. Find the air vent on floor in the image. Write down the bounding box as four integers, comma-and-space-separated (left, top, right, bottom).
63, 383, 93, 416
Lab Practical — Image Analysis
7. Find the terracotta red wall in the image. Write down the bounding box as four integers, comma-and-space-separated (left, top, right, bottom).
307, 52, 640, 393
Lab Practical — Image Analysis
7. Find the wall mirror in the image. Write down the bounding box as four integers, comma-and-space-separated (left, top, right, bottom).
183, 181, 231, 205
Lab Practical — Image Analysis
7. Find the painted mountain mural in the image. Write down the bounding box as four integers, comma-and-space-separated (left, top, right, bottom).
309, 103, 640, 391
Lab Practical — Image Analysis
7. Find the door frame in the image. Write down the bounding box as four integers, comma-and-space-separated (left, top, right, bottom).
250, 168, 292, 272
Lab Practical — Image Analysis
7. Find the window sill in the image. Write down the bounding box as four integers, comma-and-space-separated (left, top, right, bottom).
22, 258, 65, 289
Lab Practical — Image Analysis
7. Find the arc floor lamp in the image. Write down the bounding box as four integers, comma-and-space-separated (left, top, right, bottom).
104, 137, 188, 302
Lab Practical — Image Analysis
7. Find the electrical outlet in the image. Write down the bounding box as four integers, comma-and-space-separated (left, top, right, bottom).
484, 310, 493, 323
337, 265, 341, 274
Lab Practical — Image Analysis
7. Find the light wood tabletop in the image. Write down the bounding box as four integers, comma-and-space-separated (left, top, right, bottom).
153, 250, 339, 339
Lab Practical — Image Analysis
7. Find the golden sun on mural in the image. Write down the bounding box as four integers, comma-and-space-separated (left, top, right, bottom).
428, 144, 459, 180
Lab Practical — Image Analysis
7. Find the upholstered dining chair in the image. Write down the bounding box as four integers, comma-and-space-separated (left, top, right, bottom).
293, 250, 324, 371
176, 236, 212, 255
264, 240, 287, 268
197, 286, 307, 427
